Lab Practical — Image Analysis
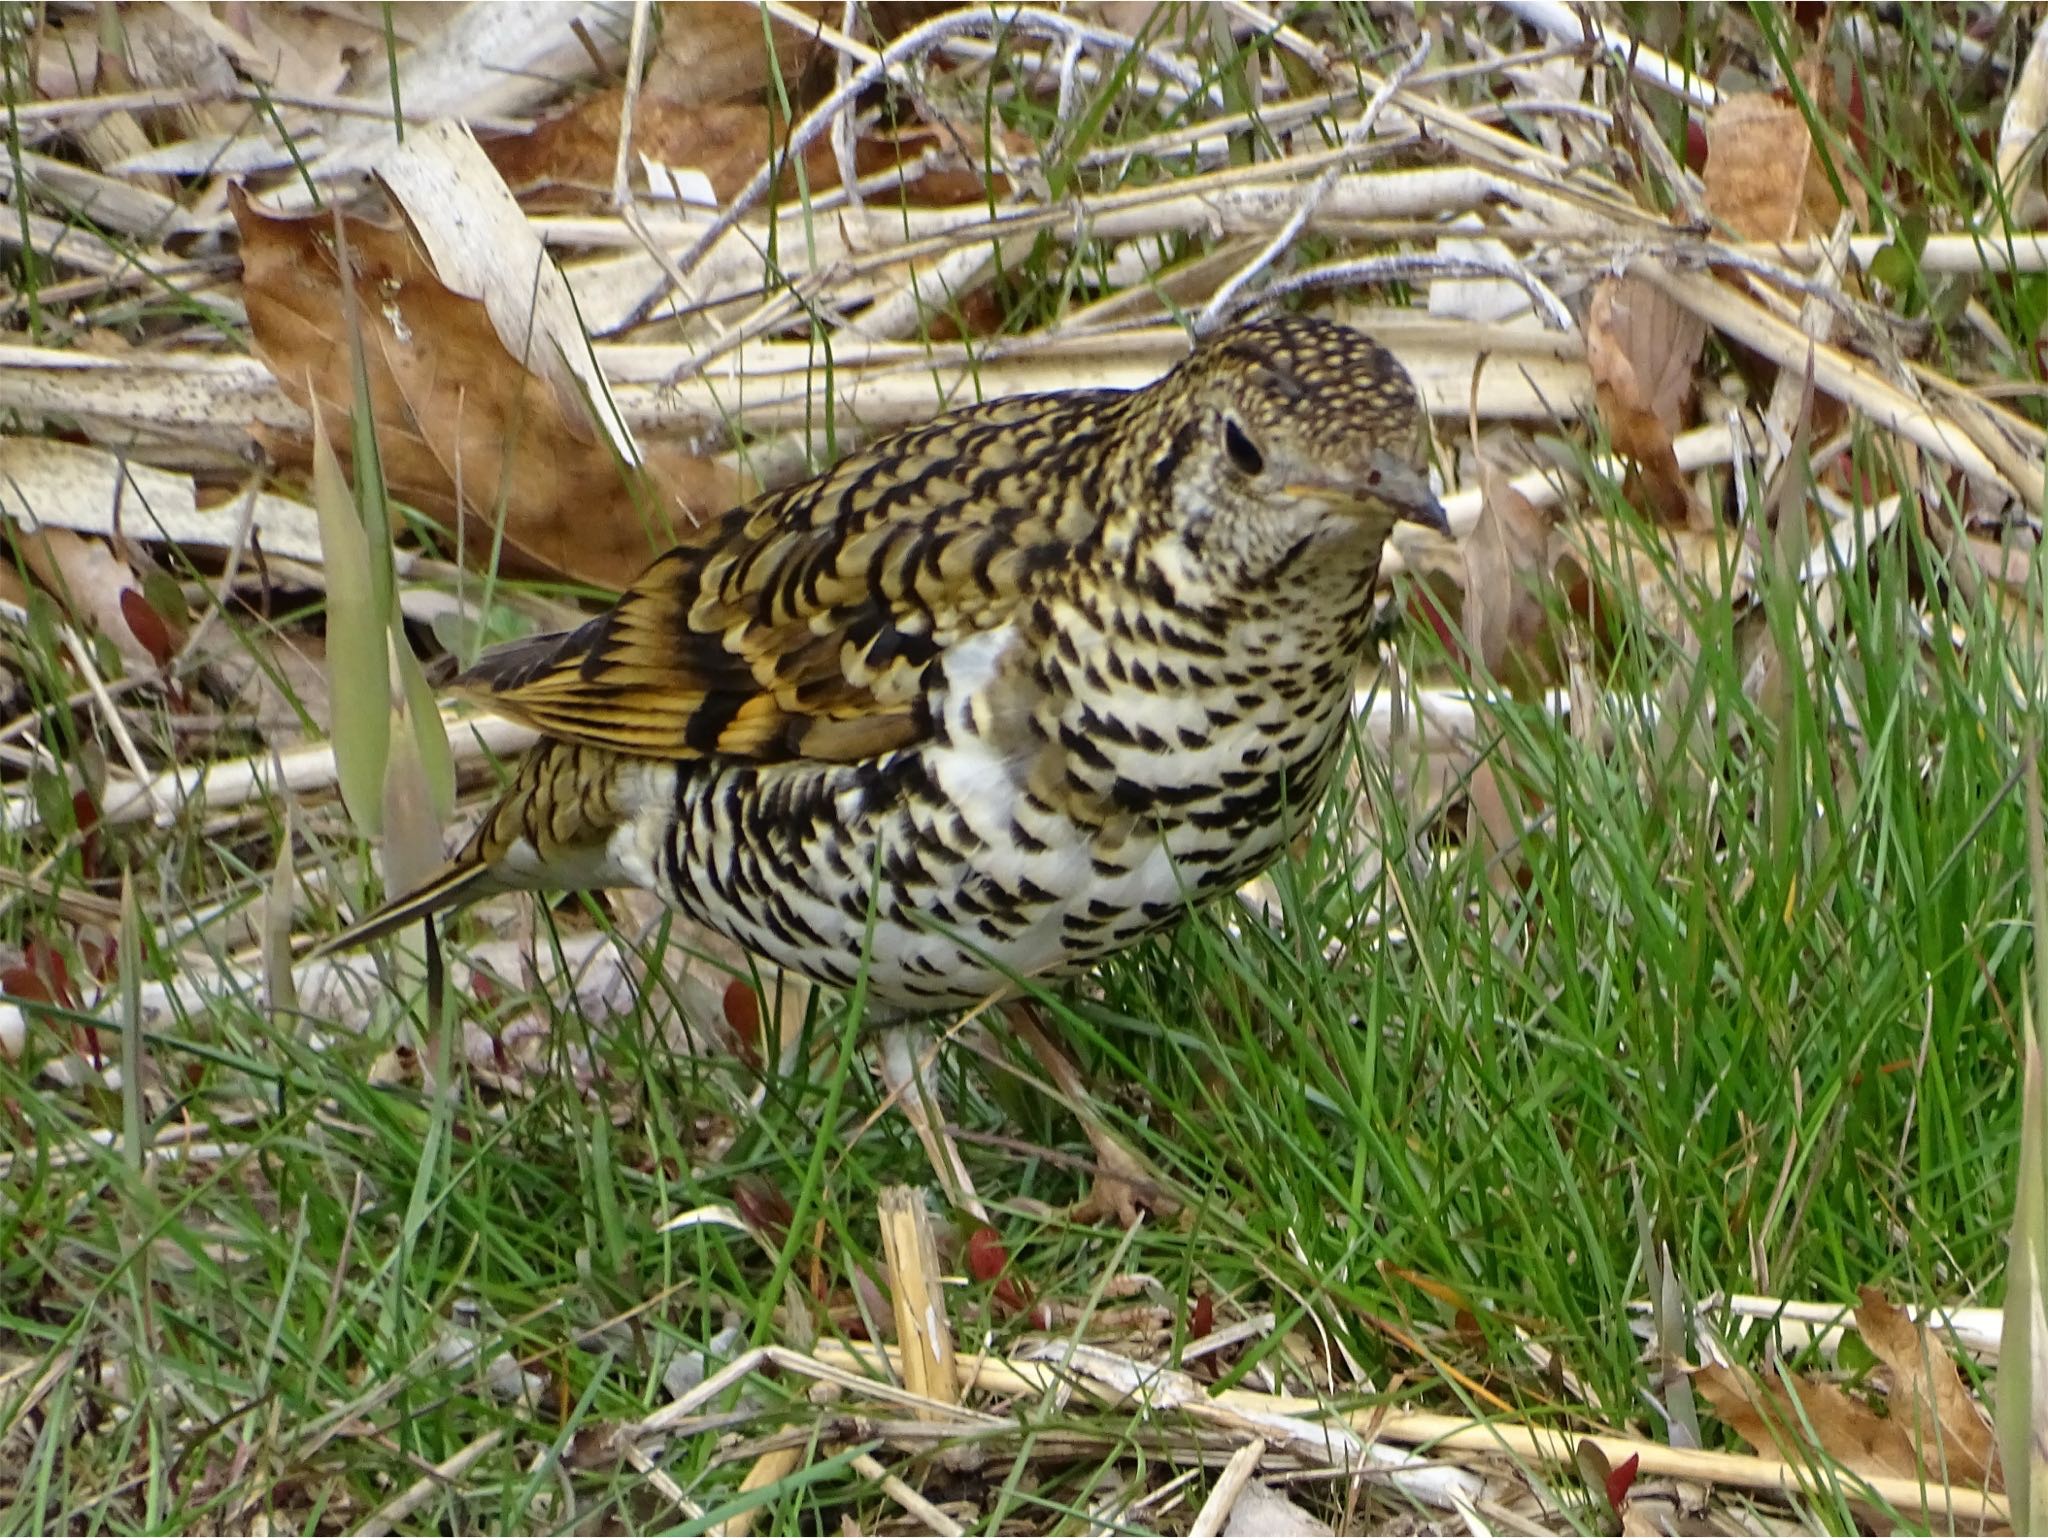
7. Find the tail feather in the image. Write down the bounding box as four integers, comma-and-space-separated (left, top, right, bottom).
300, 739, 633, 963
300, 858, 505, 961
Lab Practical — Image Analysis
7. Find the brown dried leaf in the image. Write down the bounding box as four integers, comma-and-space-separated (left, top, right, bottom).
648, 1, 834, 112
1586, 275, 1708, 528
189, 625, 330, 748
488, 29, 1010, 209
13, 527, 165, 674
1695, 1362, 1921, 1481
234, 188, 744, 591
223, 5, 377, 100
1705, 92, 1863, 244
1467, 758, 1532, 907
1555, 519, 1757, 649
1855, 1287, 2001, 1489
490, 94, 841, 208
1461, 463, 1561, 694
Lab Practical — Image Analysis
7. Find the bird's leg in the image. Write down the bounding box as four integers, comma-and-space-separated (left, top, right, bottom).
1001, 1001, 1178, 1227
873, 1020, 988, 1223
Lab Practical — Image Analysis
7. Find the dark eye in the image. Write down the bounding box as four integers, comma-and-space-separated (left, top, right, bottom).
1222, 418, 1264, 476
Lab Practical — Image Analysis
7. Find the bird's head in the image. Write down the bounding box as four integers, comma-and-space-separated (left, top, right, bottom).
1119, 313, 1446, 586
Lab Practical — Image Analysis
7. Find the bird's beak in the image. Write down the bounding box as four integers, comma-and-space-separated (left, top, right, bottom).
1368, 451, 1450, 537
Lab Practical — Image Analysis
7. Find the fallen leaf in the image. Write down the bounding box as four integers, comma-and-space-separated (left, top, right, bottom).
1586, 274, 1708, 528
1468, 758, 1534, 909
1699, 1321, 2001, 1498
235, 187, 744, 590
731, 1175, 796, 1243
643, 2, 834, 114
11, 527, 168, 675
1604, 1450, 1640, 1517
1695, 1361, 1920, 1481
1705, 91, 1863, 244
1460, 462, 1562, 695
1222, 1480, 1335, 1538
116, 587, 176, 669
721, 978, 761, 1062
490, 92, 841, 208
1855, 1287, 2000, 1488
965, 1226, 1031, 1315
488, 24, 1013, 211
1555, 518, 1757, 652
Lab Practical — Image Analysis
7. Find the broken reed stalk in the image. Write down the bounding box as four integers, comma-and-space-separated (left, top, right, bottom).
877, 1186, 960, 1410
806, 1340, 2010, 1527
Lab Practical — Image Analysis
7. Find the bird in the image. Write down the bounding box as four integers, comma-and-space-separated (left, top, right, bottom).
314, 312, 1445, 1207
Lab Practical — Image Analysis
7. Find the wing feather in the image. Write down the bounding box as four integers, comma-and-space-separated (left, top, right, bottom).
454, 391, 1123, 763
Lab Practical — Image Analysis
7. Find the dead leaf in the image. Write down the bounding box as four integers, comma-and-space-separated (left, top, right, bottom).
648, 2, 834, 112
1221, 1480, 1334, 1538
1698, 1313, 2002, 1498
1695, 1362, 1921, 1482
11, 527, 167, 675
1555, 518, 1757, 652
1468, 758, 1535, 909
233, 188, 745, 590
110, 5, 241, 145
1855, 1287, 2000, 1489
1586, 274, 1708, 528
495, 99, 794, 207
487, 29, 1011, 210
1705, 92, 1864, 244
1461, 462, 1563, 694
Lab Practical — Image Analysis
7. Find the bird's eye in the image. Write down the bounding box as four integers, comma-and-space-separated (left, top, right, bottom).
1222, 418, 1265, 475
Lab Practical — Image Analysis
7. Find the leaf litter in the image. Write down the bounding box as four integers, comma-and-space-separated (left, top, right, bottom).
0, 2, 2038, 1533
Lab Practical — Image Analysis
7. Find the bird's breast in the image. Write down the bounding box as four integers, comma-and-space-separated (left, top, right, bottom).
617, 566, 1378, 1010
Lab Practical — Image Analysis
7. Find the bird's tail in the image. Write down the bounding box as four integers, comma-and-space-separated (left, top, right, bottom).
299, 739, 633, 962
299, 858, 506, 961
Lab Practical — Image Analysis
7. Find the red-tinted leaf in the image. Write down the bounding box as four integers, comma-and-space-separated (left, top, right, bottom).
723, 978, 761, 1054
23, 939, 78, 1010
964, 1226, 1010, 1282
1684, 118, 1708, 173
966, 1226, 1032, 1315
1604, 1451, 1639, 1516
1189, 1291, 1215, 1340
70, 789, 104, 881
119, 587, 176, 668
1, 965, 51, 1004
75, 934, 111, 983
731, 1175, 793, 1242
992, 1278, 1031, 1315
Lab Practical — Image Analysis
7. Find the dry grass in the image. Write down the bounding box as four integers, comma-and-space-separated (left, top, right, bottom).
2, 3, 2044, 1533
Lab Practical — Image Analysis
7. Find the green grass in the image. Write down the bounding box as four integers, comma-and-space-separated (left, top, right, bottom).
4, 3, 2045, 1533
4, 459, 2032, 1532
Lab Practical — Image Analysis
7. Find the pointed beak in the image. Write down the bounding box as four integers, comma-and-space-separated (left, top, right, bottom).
1368, 451, 1450, 537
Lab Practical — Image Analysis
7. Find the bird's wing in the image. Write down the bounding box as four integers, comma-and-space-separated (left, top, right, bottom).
454, 390, 1123, 763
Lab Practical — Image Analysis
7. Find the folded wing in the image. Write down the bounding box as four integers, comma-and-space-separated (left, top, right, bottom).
456, 391, 1123, 764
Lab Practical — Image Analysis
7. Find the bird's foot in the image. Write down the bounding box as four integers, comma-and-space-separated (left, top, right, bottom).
1065, 1126, 1179, 1228
1000, 1000, 1180, 1227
